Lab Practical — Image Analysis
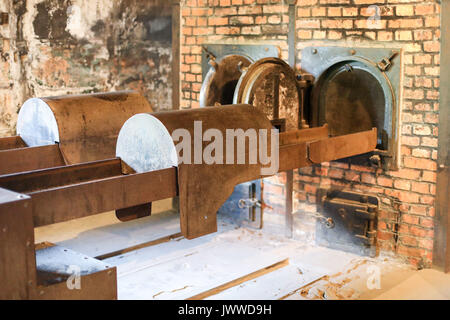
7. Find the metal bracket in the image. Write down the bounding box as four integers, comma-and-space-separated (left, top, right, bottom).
377, 51, 399, 72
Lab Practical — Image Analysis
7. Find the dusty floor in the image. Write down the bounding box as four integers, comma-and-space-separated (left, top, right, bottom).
35, 202, 450, 300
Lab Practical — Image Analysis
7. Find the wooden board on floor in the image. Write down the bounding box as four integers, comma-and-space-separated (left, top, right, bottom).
187, 259, 290, 300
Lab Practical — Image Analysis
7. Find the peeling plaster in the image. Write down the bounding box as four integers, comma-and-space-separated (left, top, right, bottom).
0, 0, 172, 136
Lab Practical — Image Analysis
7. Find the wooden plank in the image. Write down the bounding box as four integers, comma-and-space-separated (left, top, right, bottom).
0, 158, 122, 193
308, 128, 377, 163
0, 136, 27, 151
30, 167, 178, 227
186, 258, 289, 300
0, 144, 65, 175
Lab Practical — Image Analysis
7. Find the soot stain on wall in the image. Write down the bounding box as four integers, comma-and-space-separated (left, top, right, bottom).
0, 0, 173, 135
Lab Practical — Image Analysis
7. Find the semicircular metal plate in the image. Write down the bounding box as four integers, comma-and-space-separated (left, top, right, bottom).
17, 98, 60, 147
233, 57, 300, 131
116, 113, 178, 173
200, 54, 252, 107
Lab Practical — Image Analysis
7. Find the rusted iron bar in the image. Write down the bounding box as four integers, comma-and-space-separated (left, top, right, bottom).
279, 124, 328, 146
308, 128, 377, 163
0, 145, 66, 175
29, 167, 177, 227
0, 158, 122, 193
0, 136, 27, 151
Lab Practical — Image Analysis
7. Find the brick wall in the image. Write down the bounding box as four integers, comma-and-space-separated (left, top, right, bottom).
180, 0, 441, 268
294, 0, 440, 268
180, 0, 289, 108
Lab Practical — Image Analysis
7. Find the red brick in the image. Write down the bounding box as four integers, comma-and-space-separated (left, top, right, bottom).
208, 17, 228, 25
342, 7, 358, 16
397, 245, 428, 258
396, 5, 414, 16
415, 4, 434, 16
394, 179, 411, 191
297, 0, 317, 6
405, 66, 421, 76
388, 18, 423, 29
328, 169, 343, 179
400, 235, 418, 247
238, 6, 262, 15
421, 137, 438, 148
328, 31, 342, 39
418, 238, 434, 250
344, 171, 360, 182
410, 204, 428, 216
216, 26, 240, 35
420, 217, 434, 228
422, 171, 436, 183
377, 176, 393, 187
298, 8, 311, 17
411, 148, 431, 158
298, 19, 320, 29
410, 226, 433, 238
397, 191, 420, 203
355, 19, 386, 29
424, 41, 440, 52
379, 31, 393, 41
241, 26, 261, 35
424, 16, 440, 27
402, 214, 419, 225
404, 157, 437, 171
361, 173, 376, 184
419, 195, 434, 206
388, 168, 421, 180
263, 5, 285, 14
414, 29, 433, 41
327, 7, 341, 16
414, 54, 432, 65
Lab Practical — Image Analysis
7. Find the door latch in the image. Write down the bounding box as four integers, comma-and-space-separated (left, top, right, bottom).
377, 51, 398, 72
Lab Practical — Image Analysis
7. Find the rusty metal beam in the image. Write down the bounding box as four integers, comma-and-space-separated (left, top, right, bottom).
0, 188, 36, 299
308, 128, 377, 163
0, 158, 122, 193
279, 125, 328, 146
29, 167, 177, 227
0, 136, 27, 151
0, 145, 66, 175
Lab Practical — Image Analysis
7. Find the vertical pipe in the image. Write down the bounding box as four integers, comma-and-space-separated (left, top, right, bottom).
286, 0, 297, 239
172, 0, 181, 110
433, 0, 450, 272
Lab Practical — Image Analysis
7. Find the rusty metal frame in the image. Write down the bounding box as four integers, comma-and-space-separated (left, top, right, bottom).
0, 107, 376, 299
433, 0, 450, 273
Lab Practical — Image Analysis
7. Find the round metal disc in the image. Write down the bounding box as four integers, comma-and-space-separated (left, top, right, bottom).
116, 113, 178, 173
233, 57, 300, 131
16, 98, 60, 147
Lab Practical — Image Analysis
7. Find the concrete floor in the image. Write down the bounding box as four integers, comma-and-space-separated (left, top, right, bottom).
34, 202, 450, 300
